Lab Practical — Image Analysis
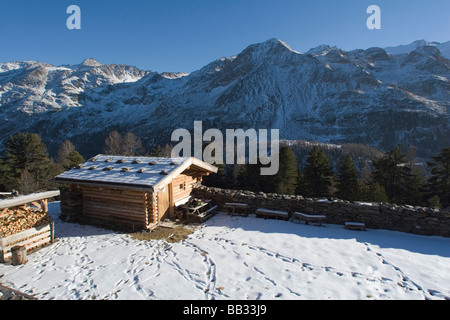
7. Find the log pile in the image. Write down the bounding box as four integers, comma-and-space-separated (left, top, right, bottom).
60, 190, 83, 221
0, 203, 52, 238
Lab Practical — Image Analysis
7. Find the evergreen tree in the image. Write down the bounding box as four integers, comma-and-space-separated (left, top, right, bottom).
150, 145, 163, 157
303, 146, 334, 197
295, 170, 306, 196
428, 195, 442, 209
406, 168, 426, 206
426, 147, 450, 208
272, 146, 298, 195
372, 145, 414, 204
361, 181, 389, 203
237, 163, 263, 192
62, 151, 85, 170
0, 133, 56, 193
203, 163, 227, 188
336, 154, 360, 201
0, 157, 6, 191
224, 164, 237, 190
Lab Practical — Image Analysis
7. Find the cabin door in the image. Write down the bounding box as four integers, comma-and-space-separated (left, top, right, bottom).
158, 185, 171, 221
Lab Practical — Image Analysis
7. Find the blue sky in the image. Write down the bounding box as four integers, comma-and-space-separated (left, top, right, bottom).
1, 0, 449, 73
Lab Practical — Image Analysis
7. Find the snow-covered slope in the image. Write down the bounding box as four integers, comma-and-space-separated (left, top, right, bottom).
0, 59, 150, 114
0, 39, 449, 158
1, 203, 449, 300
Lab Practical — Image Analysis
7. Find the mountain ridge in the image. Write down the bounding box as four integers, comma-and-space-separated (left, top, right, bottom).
0, 39, 449, 159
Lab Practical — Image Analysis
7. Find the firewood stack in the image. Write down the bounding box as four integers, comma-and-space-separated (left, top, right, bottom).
0, 203, 52, 238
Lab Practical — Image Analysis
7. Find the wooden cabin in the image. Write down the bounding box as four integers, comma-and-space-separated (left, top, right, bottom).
54, 155, 217, 230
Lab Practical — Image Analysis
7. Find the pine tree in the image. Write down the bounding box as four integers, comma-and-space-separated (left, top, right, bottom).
0, 133, 56, 193
303, 146, 334, 197
372, 145, 414, 204
203, 163, 226, 188
295, 170, 306, 196
273, 146, 298, 195
0, 157, 7, 191
237, 163, 263, 192
224, 164, 237, 190
426, 147, 450, 208
361, 181, 389, 203
336, 154, 360, 201
150, 145, 163, 157
406, 168, 426, 206
428, 195, 442, 209
62, 151, 85, 170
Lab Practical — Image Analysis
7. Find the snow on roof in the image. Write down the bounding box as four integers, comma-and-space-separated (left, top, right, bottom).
55, 155, 217, 190
0, 190, 60, 210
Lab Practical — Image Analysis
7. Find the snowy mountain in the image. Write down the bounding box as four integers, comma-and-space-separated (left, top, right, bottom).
0, 39, 449, 158
385, 40, 450, 59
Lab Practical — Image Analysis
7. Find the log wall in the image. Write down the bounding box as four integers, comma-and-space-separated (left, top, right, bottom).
81, 186, 149, 229
171, 174, 200, 203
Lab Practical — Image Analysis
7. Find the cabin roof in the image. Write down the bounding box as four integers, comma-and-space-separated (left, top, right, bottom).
54, 155, 217, 191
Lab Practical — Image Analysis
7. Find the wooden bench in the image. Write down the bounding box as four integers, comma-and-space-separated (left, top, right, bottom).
203, 205, 218, 218
293, 212, 327, 226
345, 222, 366, 231
255, 208, 289, 220
224, 203, 250, 217
191, 205, 219, 222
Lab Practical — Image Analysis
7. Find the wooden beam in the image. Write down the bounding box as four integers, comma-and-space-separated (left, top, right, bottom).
0, 191, 60, 210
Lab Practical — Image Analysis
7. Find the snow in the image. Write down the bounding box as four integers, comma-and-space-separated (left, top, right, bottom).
1, 202, 449, 300
55, 155, 188, 189
354, 202, 376, 206
385, 40, 450, 59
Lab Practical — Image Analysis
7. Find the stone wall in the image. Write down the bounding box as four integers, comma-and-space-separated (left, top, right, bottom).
193, 185, 450, 237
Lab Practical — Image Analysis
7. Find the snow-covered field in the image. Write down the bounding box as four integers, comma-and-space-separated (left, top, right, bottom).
1, 202, 449, 300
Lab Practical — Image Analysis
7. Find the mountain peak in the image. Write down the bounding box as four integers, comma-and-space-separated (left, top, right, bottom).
411, 39, 430, 47
81, 58, 103, 67
261, 38, 301, 54
307, 44, 335, 56
239, 38, 302, 62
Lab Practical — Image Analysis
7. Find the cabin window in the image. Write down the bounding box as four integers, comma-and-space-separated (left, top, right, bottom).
179, 182, 186, 190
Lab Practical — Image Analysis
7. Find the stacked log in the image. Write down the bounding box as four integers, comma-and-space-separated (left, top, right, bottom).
60, 188, 83, 221
0, 204, 51, 238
